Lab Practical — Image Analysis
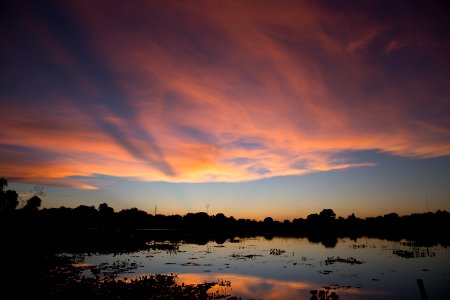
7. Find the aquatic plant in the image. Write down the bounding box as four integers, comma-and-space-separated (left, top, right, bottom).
230, 253, 262, 259
324, 256, 363, 265
393, 249, 435, 259
39, 255, 235, 299
310, 287, 339, 300
146, 241, 180, 254
270, 248, 286, 255
351, 243, 367, 249
46, 274, 230, 299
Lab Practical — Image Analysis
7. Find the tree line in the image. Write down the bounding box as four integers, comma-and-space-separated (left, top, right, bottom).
1, 178, 449, 245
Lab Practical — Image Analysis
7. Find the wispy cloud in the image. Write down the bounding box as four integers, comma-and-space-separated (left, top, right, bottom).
1, 1, 449, 188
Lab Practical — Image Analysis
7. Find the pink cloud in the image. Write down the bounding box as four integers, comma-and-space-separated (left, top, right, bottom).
1, 1, 449, 187
385, 39, 406, 54
346, 29, 378, 53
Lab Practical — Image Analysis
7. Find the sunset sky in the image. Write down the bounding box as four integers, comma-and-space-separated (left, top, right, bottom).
1, 0, 449, 220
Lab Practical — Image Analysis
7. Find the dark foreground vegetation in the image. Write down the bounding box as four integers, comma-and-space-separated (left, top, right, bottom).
1, 178, 448, 298
37, 254, 235, 300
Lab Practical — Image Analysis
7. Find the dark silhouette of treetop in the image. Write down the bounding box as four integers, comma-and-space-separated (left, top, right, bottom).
99, 203, 114, 215
23, 196, 42, 211
264, 217, 273, 223
319, 209, 336, 221
0, 178, 7, 192
1, 189, 19, 212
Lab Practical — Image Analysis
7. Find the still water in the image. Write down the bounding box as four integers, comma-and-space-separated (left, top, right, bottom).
82, 237, 449, 299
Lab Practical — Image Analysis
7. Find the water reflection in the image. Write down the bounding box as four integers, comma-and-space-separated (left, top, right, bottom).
392, 241, 436, 259
178, 273, 389, 300
82, 237, 450, 299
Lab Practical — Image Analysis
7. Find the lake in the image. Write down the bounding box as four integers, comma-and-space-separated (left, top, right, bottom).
79, 236, 449, 299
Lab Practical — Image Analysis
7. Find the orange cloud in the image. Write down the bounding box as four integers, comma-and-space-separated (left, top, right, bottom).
1, 1, 449, 188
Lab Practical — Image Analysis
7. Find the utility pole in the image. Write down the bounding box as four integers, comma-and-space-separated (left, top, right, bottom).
206, 204, 210, 215
155, 205, 157, 216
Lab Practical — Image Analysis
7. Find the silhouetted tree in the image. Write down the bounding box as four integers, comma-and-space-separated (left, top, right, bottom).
2, 190, 19, 212
212, 213, 227, 230
319, 209, 336, 221
98, 203, 115, 227
307, 213, 319, 220
98, 203, 114, 215
118, 208, 149, 228
263, 217, 273, 224
347, 213, 356, 220
184, 212, 210, 229
73, 205, 98, 227
0, 178, 7, 192
0, 178, 5, 211
23, 196, 42, 211
263, 216, 274, 232
0, 178, 9, 212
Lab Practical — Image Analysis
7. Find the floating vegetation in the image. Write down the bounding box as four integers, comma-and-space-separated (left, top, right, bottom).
146, 241, 180, 253
393, 249, 435, 258
49, 274, 233, 299
293, 256, 311, 266
89, 260, 142, 279
230, 253, 262, 259
218, 279, 231, 287
310, 284, 356, 299
351, 243, 367, 249
310, 288, 340, 300
270, 248, 286, 255
42, 255, 235, 299
392, 241, 437, 258
52, 257, 142, 280
180, 262, 213, 267
324, 256, 363, 265
400, 241, 435, 248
